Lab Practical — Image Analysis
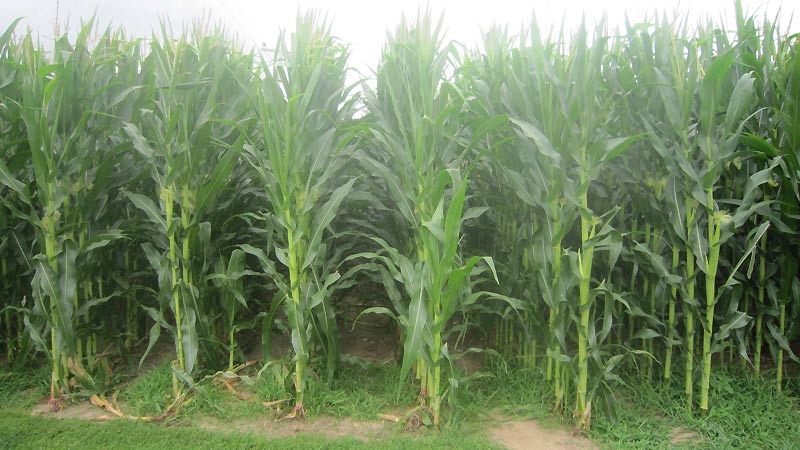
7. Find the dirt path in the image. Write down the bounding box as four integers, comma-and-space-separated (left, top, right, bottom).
488, 419, 597, 450
33, 398, 603, 450
196, 415, 391, 440
32, 400, 117, 421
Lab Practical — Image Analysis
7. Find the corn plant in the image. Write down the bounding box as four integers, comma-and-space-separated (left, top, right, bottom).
121, 21, 250, 384
738, 8, 800, 389
351, 12, 508, 426
2, 20, 138, 401
632, 14, 774, 413
240, 13, 356, 417
0, 2, 799, 429
0, 20, 33, 364
471, 18, 634, 429
208, 249, 247, 370
472, 22, 579, 412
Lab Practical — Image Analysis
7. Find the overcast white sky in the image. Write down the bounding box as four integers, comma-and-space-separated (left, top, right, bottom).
3, 1, 797, 70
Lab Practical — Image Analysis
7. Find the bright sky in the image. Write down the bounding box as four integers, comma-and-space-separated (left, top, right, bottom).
4, 0, 797, 71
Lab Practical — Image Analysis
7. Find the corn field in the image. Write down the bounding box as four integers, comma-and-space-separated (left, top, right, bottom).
1, 4, 799, 430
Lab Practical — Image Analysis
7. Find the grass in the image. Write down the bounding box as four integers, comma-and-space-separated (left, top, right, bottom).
592, 367, 800, 449
0, 360, 502, 450
0, 411, 503, 450
117, 363, 174, 417
3, 358, 800, 449
170, 359, 417, 422
0, 363, 49, 410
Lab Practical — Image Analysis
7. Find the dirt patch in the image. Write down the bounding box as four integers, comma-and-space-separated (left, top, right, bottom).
196, 415, 391, 441
669, 426, 698, 445
489, 419, 597, 450
32, 400, 116, 421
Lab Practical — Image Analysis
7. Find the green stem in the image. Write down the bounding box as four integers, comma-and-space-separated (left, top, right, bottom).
45, 207, 62, 397
685, 201, 696, 412
628, 218, 638, 345
287, 222, 305, 409
741, 288, 750, 371
576, 190, 594, 429
432, 328, 442, 426
2, 258, 10, 360
642, 224, 652, 381
777, 303, 785, 393
665, 245, 679, 380
125, 253, 134, 350
754, 231, 767, 375
228, 321, 236, 372
181, 187, 191, 285
165, 186, 185, 371
551, 238, 563, 410
699, 207, 721, 415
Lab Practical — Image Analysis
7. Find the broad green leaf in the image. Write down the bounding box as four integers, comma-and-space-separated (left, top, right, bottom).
123, 191, 166, 233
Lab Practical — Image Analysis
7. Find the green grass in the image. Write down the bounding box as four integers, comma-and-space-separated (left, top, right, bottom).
174, 360, 415, 422
0, 411, 502, 450
305, 361, 417, 420
0, 361, 501, 450
4, 359, 800, 450
0, 364, 49, 410
592, 368, 800, 449
117, 363, 174, 417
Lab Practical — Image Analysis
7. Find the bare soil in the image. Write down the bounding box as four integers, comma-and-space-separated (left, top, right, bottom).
669, 426, 699, 445
34, 398, 600, 450
488, 417, 597, 450
196, 415, 391, 441
32, 400, 116, 421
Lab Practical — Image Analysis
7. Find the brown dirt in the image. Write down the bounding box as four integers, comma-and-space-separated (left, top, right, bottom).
32, 400, 116, 421
35, 399, 601, 450
488, 418, 597, 450
669, 426, 698, 445
196, 415, 391, 440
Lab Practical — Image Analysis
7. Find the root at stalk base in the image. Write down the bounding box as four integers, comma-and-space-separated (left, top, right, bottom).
285, 402, 306, 419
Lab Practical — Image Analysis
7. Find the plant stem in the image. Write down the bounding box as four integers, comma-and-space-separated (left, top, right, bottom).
685, 200, 696, 412
777, 303, 785, 392
754, 229, 767, 375
700, 206, 721, 415
165, 186, 185, 371
287, 221, 305, 410
665, 245, 679, 380
576, 187, 594, 429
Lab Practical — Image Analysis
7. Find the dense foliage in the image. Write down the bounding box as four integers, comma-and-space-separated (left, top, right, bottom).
0, 3, 798, 430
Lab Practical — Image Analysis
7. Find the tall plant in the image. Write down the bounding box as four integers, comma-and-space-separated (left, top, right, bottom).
121, 21, 250, 383
240, 13, 356, 417
357, 12, 504, 426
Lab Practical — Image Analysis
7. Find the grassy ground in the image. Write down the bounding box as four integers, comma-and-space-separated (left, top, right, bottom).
0, 411, 503, 450
592, 368, 800, 450
0, 360, 502, 450
2, 356, 800, 449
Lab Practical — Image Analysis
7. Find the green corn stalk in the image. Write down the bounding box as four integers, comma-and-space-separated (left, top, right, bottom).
754, 228, 767, 374
470, 20, 578, 413
209, 249, 247, 371
737, 2, 800, 393
686, 19, 778, 414
12, 20, 114, 398
665, 245, 679, 380
241, 12, 355, 417
122, 20, 250, 382
353, 11, 508, 426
